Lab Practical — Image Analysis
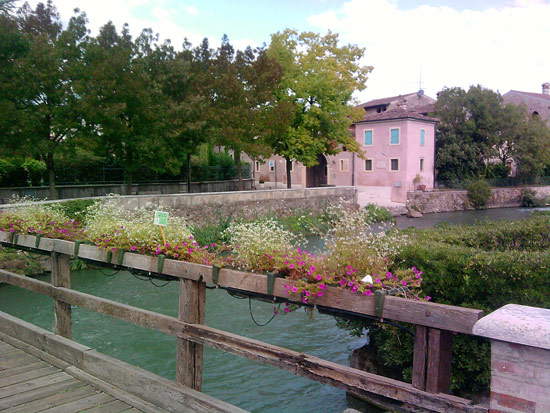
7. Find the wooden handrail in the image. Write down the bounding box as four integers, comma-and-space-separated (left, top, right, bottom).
0, 230, 488, 412
0, 232, 483, 333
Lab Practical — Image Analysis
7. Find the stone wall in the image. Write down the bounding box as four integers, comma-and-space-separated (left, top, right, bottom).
111, 187, 356, 224
407, 186, 550, 213
0, 179, 254, 204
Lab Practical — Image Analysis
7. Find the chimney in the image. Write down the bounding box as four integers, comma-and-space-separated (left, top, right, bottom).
543, 82, 550, 95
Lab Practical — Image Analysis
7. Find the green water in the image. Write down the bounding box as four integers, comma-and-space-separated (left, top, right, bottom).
0, 269, 367, 413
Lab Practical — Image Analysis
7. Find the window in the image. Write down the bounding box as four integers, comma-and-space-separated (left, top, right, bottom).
420, 158, 424, 171
364, 159, 373, 171
255, 161, 261, 172
390, 158, 399, 171
364, 130, 373, 145
390, 128, 400, 145
420, 129, 425, 146
268, 160, 275, 171
339, 159, 349, 172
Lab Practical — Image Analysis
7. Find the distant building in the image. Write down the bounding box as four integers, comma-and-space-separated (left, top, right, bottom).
254, 91, 438, 203
503, 83, 550, 125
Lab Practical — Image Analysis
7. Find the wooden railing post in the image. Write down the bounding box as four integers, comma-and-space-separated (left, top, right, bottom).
51, 252, 72, 338
412, 326, 453, 394
176, 278, 206, 390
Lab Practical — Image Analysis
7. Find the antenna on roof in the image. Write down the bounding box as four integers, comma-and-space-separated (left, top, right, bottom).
417, 67, 424, 97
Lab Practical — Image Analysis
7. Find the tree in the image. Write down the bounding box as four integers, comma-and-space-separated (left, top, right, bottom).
1, 1, 89, 198
434, 85, 550, 184
266, 29, 372, 188
209, 36, 282, 186
78, 22, 174, 192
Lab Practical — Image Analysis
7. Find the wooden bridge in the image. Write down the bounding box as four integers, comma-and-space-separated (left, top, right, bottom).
0, 231, 490, 412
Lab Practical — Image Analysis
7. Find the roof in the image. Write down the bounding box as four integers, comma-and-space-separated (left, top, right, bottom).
504, 90, 550, 102
357, 108, 439, 123
358, 92, 421, 108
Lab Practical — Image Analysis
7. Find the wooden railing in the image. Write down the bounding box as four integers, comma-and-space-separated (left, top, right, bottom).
0, 231, 487, 413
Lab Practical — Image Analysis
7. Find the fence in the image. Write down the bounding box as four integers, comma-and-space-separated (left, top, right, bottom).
436, 175, 550, 189
0, 231, 488, 412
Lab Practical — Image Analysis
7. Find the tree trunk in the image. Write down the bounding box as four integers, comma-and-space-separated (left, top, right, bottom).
45, 152, 57, 200
234, 149, 242, 191
123, 169, 133, 195
285, 157, 292, 189
186, 153, 191, 193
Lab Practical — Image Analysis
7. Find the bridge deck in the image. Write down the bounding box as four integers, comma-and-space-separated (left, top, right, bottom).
0, 339, 157, 413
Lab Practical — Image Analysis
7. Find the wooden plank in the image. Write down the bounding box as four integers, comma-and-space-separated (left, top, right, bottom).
426, 328, 453, 394
176, 278, 205, 391
0, 232, 483, 333
0, 354, 37, 370
0, 365, 59, 388
38, 392, 114, 413
77, 399, 132, 413
0, 371, 73, 398
0, 379, 83, 410
0, 273, 482, 412
412, 325, 428, 390
51, 252, 72, 338
1, 385, 96, 413
0, 361, 48, 379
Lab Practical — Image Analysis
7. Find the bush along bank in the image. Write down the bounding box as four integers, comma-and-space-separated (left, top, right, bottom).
338, 212, 550, 397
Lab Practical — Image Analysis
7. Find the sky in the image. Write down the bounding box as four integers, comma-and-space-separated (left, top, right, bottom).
22, 0, 550, 103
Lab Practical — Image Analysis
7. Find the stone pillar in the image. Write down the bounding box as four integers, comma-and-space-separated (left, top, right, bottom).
473, 304, 550, 413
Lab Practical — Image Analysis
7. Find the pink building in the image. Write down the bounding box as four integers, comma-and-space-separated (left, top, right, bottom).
253, 91, 438, 203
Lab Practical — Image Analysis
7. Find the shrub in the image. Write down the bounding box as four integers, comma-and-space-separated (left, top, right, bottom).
339, 216, 550, 396
52, 199, 97, 222
520, 188, 546, 207
363, 204, 394, 223
85, 199, 193, 254
466, 179, 491, 209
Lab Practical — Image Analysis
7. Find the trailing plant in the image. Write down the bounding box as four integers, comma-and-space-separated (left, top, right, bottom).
520, 188, 546, 207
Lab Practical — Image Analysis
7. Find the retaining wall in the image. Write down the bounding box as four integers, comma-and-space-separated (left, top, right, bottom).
0, 179, 254, 204
407, 186, 550, 213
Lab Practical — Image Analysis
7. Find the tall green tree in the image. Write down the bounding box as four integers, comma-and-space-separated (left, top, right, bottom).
434, 85, 550, 184
209, 36, 282, 185
266, 29, 371, 188
1, 1, 90, 198
79, 22, 174, 192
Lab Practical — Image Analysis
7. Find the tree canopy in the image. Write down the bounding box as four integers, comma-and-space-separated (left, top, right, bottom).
434, 85, 550, 184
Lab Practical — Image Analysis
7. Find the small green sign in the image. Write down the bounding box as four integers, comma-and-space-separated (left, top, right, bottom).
153, 210, 169, 226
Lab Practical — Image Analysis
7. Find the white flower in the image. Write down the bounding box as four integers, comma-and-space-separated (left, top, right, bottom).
361, 274, 373, 284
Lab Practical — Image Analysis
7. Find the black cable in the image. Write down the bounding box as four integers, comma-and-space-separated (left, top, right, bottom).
248, 297, 281, 327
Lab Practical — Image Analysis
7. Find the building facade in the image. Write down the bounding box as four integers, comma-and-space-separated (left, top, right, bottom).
253, 91, 437, 203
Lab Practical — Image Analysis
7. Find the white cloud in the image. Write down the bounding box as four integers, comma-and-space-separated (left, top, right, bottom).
308, 0, 550, 102
185, 5, 199, 16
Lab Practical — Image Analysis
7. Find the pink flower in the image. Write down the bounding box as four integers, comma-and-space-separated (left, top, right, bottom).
291, 287, 298, 293
289, 264, 295, 269
284, 307, 290, 313
304, 291, 311, 297
317, 291, 325, 297
318, 283, 327, 290
425, 296, 432, 301
351, 285, 358, 292
401, 280, 408, 286
315, 274, 323, 281
363, 290, 373, 296
130, 246, 138, 251
309, 265, 316, 272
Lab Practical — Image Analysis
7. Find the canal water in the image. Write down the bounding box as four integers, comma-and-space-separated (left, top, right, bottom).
0, 207, 546, 412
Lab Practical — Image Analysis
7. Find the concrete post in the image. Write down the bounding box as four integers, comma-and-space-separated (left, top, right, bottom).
473, 304, 550, 413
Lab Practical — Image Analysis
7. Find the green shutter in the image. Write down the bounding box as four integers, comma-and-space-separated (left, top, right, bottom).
390, 128, 400, 144
364, 130, 373, 145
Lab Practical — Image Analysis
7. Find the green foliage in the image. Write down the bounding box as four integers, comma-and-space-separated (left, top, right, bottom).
466, 179, 491, 209
520, 188, 547, 207
266, 29, 372, 186
52, 199, 97, 222
0, 247, 45, 276
434, 85, 550, 184
363, 204, 394, 223
344, 216, 550, 396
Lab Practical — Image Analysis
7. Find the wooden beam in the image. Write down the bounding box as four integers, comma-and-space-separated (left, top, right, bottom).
412, 325, 428, 390
51, 252, 72, 339
426, 328, 453, 394
176, 279, 205, 390
0, 232, 484, 333
0, 270, 484, 412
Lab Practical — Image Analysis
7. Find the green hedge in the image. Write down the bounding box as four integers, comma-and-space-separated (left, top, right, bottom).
340, 214, 550, 396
